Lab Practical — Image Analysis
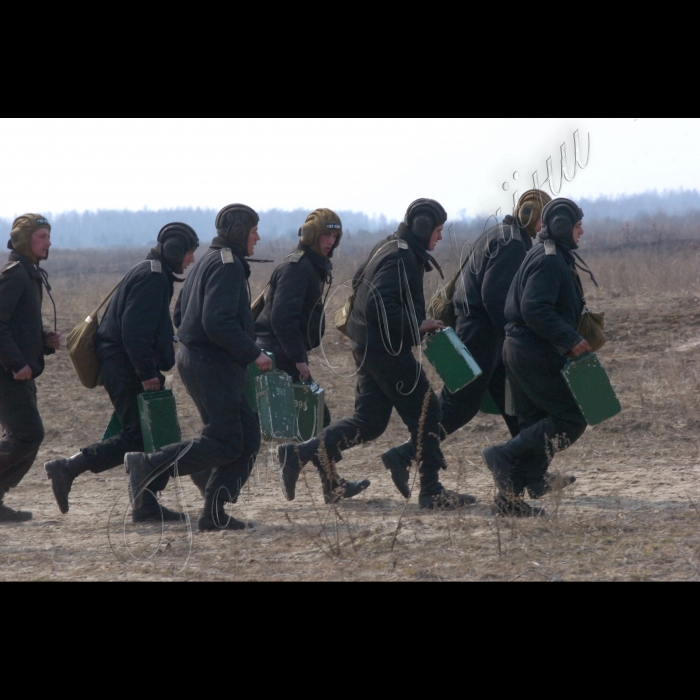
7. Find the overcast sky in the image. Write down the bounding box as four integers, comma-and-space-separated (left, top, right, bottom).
1, 118, 697, 222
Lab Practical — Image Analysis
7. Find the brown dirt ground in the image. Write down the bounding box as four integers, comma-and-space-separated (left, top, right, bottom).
2, 245, 700, 581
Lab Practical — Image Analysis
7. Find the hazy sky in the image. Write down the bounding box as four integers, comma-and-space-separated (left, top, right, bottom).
1, 118, 698, 221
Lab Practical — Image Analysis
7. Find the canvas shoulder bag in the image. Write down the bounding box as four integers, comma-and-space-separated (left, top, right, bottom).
571, 256, 606, 352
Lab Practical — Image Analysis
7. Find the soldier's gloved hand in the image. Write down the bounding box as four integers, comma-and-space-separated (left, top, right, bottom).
296, 362, 311, 381
254, 352, 273, 372
419, 319, 445, 334
13, 365, 32, 381
142, 377, 161, 391
570, 339, 592, 358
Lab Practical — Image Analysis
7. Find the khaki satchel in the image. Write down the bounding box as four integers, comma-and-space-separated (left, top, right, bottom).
427, 273, 459, 328
66, 279, 123, 389
576, 308, 606, 351
335, 240, 397, 336
572, 262, 606, 352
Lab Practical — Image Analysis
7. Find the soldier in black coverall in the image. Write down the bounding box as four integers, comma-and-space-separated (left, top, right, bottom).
278, 199, 474, 510
381, 191, 571, 500
0, 215, 61, 522
45, 223, 199, 522
255, 208, 369, 503
126, 204, 273, 532
482, 198, 591, 517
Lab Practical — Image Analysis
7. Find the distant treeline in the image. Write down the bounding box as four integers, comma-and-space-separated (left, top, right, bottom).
3, 189, 700, 249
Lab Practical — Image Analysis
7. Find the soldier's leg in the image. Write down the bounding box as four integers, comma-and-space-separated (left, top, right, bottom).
0, 376, 43, 521
278, 351, 388, 501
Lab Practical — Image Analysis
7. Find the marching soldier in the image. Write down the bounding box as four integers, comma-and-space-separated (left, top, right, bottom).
255, 208, 367, 502
482, 198, 590, 516
44, 223, 199, 521
0, 215, 61, 522
381, 190, 572, 499
278, 199, 473, 510
125, 204, 273, 532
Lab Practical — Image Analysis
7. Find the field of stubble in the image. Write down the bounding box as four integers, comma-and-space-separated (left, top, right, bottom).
3, 236, 700, 581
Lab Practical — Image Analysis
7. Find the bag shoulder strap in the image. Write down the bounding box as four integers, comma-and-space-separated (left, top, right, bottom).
354, 239, 400, 291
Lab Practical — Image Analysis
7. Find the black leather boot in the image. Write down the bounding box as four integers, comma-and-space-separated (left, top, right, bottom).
44, 452, 88, 514
197, 498, 250, 531
381, 440, 413, 499
319, 467, 371, 504
132, 489, 187, 523
417, 468, 476, 510
0, 493, 32, 522
493, 492, 546, 518
277, 439, 319, 501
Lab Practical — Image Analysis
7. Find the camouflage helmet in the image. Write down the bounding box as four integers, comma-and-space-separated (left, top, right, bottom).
515, 189, 552, 237
8, 213, 52, 262
298, 208, 342, 257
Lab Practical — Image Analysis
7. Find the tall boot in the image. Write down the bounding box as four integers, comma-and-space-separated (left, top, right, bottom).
197, 494, 249, 532
0, 489, 32, 522
132, 488, 187, 523
317, 461, 370, 504
44, 452, 89, 514
381, 439, 413, 499
277, 438, 320, 501
417, 467, 476, 510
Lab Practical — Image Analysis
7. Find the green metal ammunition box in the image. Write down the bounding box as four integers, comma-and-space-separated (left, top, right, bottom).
480, 390, 500, 415
245, 350, 276, 412
102, 411, 122, 441
137, 389, 182, 453
561, 353, 621, 426
293, 381, 325, 441
256, 371, 296, 441
425, 327, 483, 393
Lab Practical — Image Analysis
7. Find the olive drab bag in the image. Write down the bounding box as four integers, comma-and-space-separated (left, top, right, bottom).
66, 278, 123, 389
335, 240, 397, 336
571, 261, 607, 352
427, 247, 474, 327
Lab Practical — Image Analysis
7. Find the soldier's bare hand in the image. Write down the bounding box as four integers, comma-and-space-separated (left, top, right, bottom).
296, 362, 310, 381
45, 331, 63, 350
254, 353, 273, 372
570, 339, 592, 357
419, 319, 445, 334
13, 365, 32, 380
142, 378, 161, 391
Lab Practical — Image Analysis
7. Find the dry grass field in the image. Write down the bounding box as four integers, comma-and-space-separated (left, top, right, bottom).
3, 235, 700, 581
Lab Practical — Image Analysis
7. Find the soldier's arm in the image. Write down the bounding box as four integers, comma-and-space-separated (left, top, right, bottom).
270, 262, 309, 363
121, 272, 170, 382
201, 262, 261, 364
0, 269, 30, 373
520, 257, 582, 350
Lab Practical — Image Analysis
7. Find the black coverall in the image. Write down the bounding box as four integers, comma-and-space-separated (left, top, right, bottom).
299, 225, 446, 494
0, 252, 54, 496
146, 240, 262, 506
442, 216, 526, 437
255, 242, 332, 427
80, 254, 176, 492
501, 238, 588, 494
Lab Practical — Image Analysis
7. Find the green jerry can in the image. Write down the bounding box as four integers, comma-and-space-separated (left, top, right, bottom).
137, 389, 182, 453
256, 371, 296, 441
480, 390, 500, 415
244, 350, 276, 412
102, 411, 122, 441
425, 327, 483, 393
293, 380, 325, 441
560, 352, 622, 426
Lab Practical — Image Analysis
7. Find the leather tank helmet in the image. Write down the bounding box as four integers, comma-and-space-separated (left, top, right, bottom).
404, 198, 447, 248
298, 208, 342, 258
539, 198, 584, 250
215, 204, 260, 253
8, 213, 51, 263
154, 222, 199, 274
515, 189, 552, 237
